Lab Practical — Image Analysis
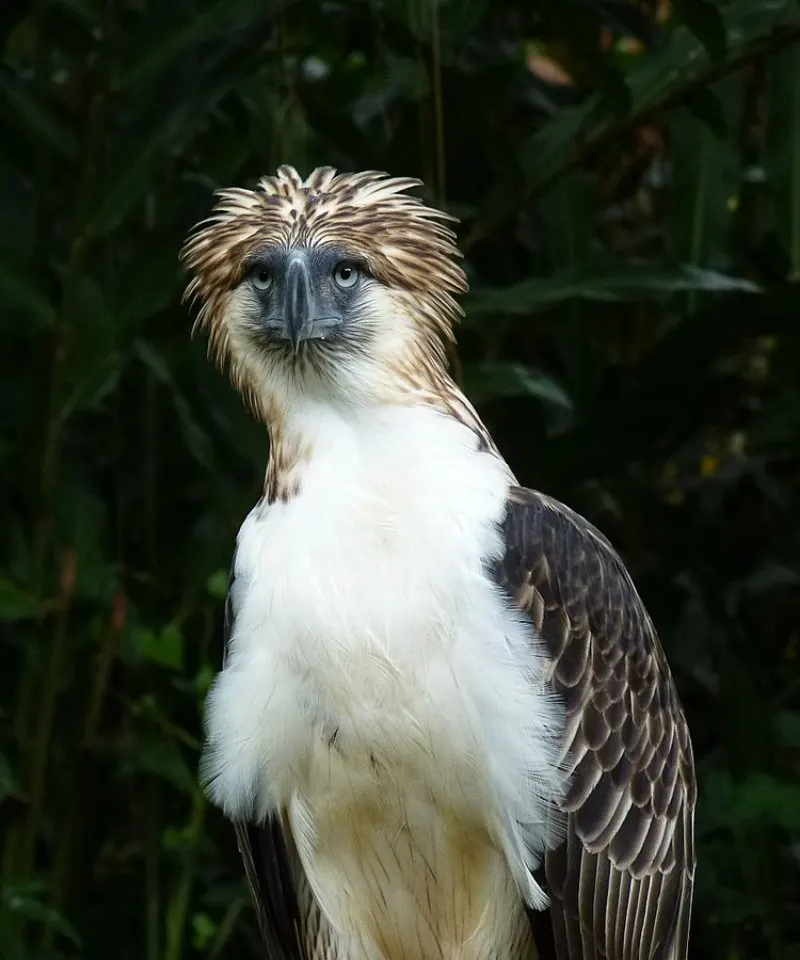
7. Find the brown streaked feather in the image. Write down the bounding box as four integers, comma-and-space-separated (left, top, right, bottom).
180, 165, 468, 373
494, 485, 696, 960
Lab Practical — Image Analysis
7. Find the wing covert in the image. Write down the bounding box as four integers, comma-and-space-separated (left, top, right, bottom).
493, 486, 696, 960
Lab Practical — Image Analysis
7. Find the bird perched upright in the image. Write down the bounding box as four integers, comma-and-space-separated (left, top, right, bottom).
181, 165, 696, 960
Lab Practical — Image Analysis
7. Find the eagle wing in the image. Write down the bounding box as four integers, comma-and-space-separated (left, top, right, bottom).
493, 485, 697, 960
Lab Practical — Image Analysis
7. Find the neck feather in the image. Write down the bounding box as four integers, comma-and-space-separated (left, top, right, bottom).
262, 376, 504, 504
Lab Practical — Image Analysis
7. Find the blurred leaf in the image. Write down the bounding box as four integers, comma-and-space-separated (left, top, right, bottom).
467, 263, 760, 316
765, 43, 800, 280
665, 81, 741, 276
565, 0, 655, 42
191, 911, 216, 950
206, 569, 229, 600
134, 624, 184, 671
119, 0, 269, 87
535, 171, 597, 267
137, 339, 215, 469
0, 752, 17, 802
464, 361, 572, 409
0, 71, 78, 158
731, 773, 800, 832
672, 0, 727, 62
394, 0, 490, 44
125, 735, 195, 794
0, 254, 55, 329
0, 576, 47, 621
774, 711, 800, 749
683, 87, 728, 139
0, 882, 81, 944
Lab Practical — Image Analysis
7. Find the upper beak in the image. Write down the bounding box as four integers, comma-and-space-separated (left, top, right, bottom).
282, 257, 343, 353
285, 257, 314, 352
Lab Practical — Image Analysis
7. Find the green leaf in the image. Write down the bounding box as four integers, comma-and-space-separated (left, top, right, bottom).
683, 87, 728, 139
535, 171, 597, 268
119, 0, 267, 88
463, 361, 572, 409
0, 253, 56, 329
136, 339, 215, 469
191, 912, 217, 950
466, 264, 760, 317
730, 773, 800, 832
665, 81, 741, 290
125, 735, 195, 794
206, 569, 229, 600
0, 576, 48, 621
0, 72, 78, 159
134, 623, 184, 671
391, 0, 490, 44
672, 0, 728, 62
0, 882, 81, 945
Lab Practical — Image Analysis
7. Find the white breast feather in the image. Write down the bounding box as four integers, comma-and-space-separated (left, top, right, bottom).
201, 403, 565, 957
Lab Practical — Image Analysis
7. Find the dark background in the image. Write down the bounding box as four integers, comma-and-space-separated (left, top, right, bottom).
2, 0, 799, 957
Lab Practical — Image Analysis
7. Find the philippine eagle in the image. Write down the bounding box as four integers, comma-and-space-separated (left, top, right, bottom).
181, 165, 696, 960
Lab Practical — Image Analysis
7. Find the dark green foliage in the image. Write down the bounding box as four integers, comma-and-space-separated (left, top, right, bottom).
1, 0, 799, 957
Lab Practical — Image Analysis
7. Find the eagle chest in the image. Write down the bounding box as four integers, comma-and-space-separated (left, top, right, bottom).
231, 480, 504, 791
213, 484, 537, 957
202, 418, 563, 958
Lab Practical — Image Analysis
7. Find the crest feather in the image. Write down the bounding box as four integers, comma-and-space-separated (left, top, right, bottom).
180, 166, 468, 349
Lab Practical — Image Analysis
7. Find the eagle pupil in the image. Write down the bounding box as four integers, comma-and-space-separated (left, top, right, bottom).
258, 270, 269, 283
340, 267, 351, 280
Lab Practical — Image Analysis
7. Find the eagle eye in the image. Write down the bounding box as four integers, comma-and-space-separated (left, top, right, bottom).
333, 261, 360, 290
250, 267, 273, 292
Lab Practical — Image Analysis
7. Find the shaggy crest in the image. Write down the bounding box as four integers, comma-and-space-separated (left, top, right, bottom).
180, 165, 468, 367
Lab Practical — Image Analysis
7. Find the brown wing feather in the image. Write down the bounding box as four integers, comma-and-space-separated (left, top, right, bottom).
494, 485, 696, 960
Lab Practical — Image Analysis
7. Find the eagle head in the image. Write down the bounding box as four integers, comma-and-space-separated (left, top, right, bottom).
181, 165, 467, 417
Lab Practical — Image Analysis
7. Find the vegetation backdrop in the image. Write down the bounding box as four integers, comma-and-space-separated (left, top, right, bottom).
2, 0, 799, 957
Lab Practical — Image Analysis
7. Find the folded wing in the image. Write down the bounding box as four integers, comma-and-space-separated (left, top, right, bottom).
492, 486, 697, 960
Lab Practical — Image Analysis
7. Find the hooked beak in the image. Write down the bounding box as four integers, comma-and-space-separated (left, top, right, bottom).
282, 257, 342, 352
